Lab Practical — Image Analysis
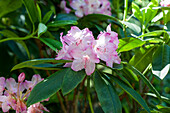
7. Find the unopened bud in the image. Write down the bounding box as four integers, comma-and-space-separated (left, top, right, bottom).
18, 72, 25, 83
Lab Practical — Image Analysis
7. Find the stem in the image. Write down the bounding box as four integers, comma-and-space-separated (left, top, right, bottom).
87, 77, 94, 113
0, 32, 37, 43
123, 0, 128, 37
56, 92, 67, 113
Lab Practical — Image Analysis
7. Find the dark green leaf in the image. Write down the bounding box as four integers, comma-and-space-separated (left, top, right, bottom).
109, 75, 150, 113
94, 71, 122, 113
0, 30, 18, 37
40, 38, 62, 51
61, 68, 86, 95
0, 0, 22, 18
38, 23, 47, 37
123, 21, 141, 34
27, 68, 67, 106
42, 11, 53, 24
78, 14, 122, 28
11, 58, 72, 71
152, 44, 170, 79
22, 0, 38, 23
130, 46, 156, 72
47, 20, 78, 27
118, 37, 145, 52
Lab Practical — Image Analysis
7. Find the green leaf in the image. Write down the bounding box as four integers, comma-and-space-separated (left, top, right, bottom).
38, 23, 47, 37
95, 72, 122, 113
127, 63, 162, 101
47, 20, 78, 27
40, 38, 62, 51
0, 30, 18, 37
61, 68, 86, 95
130, 46, 156, 72
152, 44, 170, 79
123, 21, 141, 34
11, 58, 72, 71
94, 71, 122, 113
36, 4, 42, 22
118, 37, 145, 52
27, 68, 67, 106
145, 93, 170, 104
132, 2, 143, 23
0, 0, 22, 18
78, 14, 122, 28
42, 11, 53, 24
109, 75, 150, 113
22, 0, 38, 23
138, 30, 166, 38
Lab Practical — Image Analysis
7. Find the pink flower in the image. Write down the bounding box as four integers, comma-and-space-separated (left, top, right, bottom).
27, 102, 49, 113
0, 73, 49, 112
18, 72, 25, 83
24, 74, 43, 90
0, 95, 16, 112
160, 0, 170, 7
0, 77, 5, 95
94, 24, 121, 67
69, 0, 111, 17
56, 26, 98, 75
71, 46, 99, 75
60, 0, 71, 13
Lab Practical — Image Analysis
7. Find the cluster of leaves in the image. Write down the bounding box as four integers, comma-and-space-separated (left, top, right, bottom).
0, 0, 170, 113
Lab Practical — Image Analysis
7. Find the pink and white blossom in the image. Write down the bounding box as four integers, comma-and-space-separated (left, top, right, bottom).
160, 0, 170, 7
94, 24, 121, 67
0, 77, 5, 95
60, 0, 71, 13
0, 73, 49, 113
69, 0, 111, 17
56, 24, 121, 75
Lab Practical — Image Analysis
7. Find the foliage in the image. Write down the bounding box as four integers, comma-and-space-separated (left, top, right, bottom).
0, 0, 170, 113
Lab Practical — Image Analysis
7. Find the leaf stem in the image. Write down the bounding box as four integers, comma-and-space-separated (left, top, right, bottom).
87, 76, 94, 113
123, 0, 128, 37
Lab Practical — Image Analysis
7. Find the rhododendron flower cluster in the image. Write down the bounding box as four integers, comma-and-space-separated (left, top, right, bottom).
56, 24, 121, 75
160, 0, 170, 7
60, 0, 111, 17
0, 73, 49, 113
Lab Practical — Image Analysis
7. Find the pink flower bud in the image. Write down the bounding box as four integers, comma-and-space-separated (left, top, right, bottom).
18, 72, 25, 83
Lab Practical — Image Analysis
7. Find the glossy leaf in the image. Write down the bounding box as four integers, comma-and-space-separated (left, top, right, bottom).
40, 38, 62, 51
11, 58, 72, 71
123, 21, 141, 34
22, 0, 38, 23
130, 46, 156, 72
132, 2, 143, 23
138, 30, 166, 38
109, 75, 150, 113
61, 68, 86, 95
38, 23, 47, 37
47, 20, 78, 27
118, 37, 145, 52
94, 71, 122, 113
27, 68, 67, 106
152, 44, 170, 79
0, 0, 22, 18
42, 11, 53, 24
